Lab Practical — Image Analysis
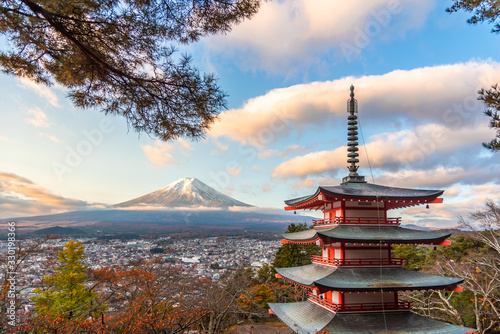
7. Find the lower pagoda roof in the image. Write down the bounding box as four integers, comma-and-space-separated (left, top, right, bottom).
269, 301, 475, 334
283, 225, 451, 244
276, 265, 463, 291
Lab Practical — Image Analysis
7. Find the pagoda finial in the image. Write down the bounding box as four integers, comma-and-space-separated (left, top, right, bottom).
343, 85, 365, 184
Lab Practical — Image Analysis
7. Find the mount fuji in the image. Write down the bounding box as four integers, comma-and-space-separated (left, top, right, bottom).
114, 177, 252, 208
3, 177, 313, 236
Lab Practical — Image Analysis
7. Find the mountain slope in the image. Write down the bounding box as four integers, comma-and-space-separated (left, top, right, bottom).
2, 209, 312, 235
114, 177, 252, 208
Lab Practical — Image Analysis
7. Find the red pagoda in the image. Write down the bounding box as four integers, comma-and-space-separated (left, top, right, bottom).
268, 86, 475, 333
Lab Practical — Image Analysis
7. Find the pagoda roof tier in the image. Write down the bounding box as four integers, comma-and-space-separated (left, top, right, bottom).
282, 225, 451, 245
276, 265, 463, 291
269, 301, 475, 333
276, 264, 335, 287
284, 182, 443, 211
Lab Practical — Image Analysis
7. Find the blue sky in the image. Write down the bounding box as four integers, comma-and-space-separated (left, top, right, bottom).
1, 0, 500, 227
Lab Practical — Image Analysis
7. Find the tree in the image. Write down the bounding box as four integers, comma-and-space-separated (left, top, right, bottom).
273, 223, 321, 269
197, 267, 255, 334
459, 200, 500, 255
395, 224, 500, 333
391, 244, 428, 270
32, 240, 103, 319
238, 284, 276, 316
0, 0, 261, 140
447, 1, 500, 151
94, 262, 207, 334
407, 251, 500, 333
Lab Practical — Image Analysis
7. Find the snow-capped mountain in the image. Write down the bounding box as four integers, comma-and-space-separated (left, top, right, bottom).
114, 177, 252, 208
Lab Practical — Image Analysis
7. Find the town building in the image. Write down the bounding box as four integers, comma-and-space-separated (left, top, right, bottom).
269, 86, 475, 333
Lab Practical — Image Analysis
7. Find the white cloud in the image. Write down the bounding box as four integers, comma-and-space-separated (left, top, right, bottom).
141, 138, 196, 166
400, 191, 500, 228
177, 138, 193, 150
227, 166, 241, 176
257, 149, 286, 159
39, 133, 60, 142
18, 77, 61, 108
210, 140, 229, 155
25, 107, 51, 127
0, 136, 7, 141
205, 0, 434, 73
141, 141, 176, 166
252, 165, 261, 172
210, 61, 500, 144
272, 122, 495, 179
0, 171, 96, 218
289, 176, 339, 190
374, 167, 474, 189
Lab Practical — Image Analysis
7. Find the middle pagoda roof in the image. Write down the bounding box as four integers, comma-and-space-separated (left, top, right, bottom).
275, 264, 463, 291
285, 182, 444, 211
282, 225, 451, 245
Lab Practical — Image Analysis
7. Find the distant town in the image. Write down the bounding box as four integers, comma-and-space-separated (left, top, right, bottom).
0, 235, 281, 311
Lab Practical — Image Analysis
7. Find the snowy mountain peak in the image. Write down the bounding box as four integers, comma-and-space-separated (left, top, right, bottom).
114, 177, 252, 209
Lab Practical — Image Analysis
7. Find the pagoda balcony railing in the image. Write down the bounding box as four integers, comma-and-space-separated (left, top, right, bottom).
312, 217, 401, 227
311, 255, 404, 267
308, 294, 411, 313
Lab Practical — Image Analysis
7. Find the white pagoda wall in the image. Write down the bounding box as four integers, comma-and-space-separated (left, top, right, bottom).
344, 209, 386, 218
343, 291, 395, 304
344, 247, 390, 259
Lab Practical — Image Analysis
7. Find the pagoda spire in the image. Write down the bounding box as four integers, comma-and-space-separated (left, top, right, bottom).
343, 85, 365, 183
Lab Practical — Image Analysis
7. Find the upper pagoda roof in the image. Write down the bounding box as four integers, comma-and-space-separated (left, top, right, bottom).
282, 225, 451, 245
275, 265, 463, 291
285, 182, 444, 210
269, 301, 476, 334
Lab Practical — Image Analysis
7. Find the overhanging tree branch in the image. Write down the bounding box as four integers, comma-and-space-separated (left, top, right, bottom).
0, 0, 261, 140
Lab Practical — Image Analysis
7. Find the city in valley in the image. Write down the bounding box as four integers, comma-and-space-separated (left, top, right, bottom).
0, 235, 281, 311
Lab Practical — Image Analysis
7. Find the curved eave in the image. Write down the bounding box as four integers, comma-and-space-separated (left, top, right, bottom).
269, 301, 335, 334
282, 226, 451, 245
314, 267, 464, 291
281, 228, 324, 243
275, 264, 336, 287
325, 310, 475, 334
269, 301, 475, 334
284, 183, 444, 211
318, 226, 451, 244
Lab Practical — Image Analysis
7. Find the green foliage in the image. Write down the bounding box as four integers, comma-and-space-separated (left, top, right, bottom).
33, 240, 104, 319
0, 0, 261, 141
450, 290, 476, 328
256, 263, 277, 284
391, 244, 428, 270
447, 1, 500, 33
393, 234, 489, 270
479, 84, 500, 151
284, 222, 312, 233
273, 223, 320, 269
427, 234, 489, 263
